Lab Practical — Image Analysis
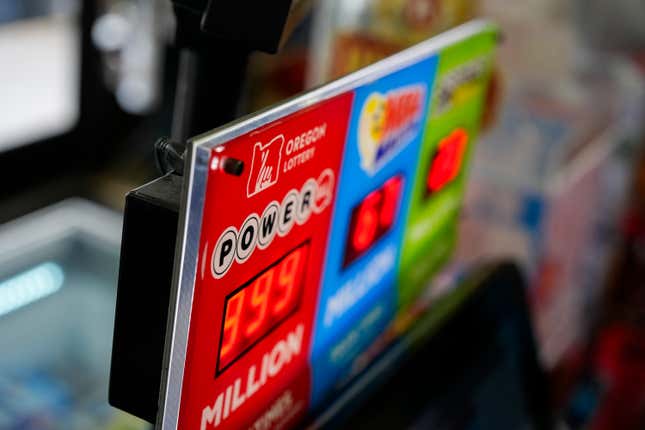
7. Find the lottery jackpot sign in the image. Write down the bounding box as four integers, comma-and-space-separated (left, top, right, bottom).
159, 20, 497, 430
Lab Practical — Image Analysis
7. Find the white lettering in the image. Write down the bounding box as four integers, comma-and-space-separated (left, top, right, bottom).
201, 324, 304, 429
212, 228, 237, 278
257, 202, 279, 249
285, 123, 327, 155
278, 190, 298, 236
223, 385, 232, 420
247, 390, 295, 430
283, 147, 316, 173
268, 341, 285, 377
247, 364, 261, 398
236, 215, 259, 262
212, 173, 334, 278
201, 393, 223, 430
324, 246, 396, 326
232, 378, 246, 412
296, 179, 316, 225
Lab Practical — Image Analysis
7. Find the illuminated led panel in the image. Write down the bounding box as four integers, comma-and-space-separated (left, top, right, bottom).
343, 175, 404, 267
426, 128, 469, 195
217, 242, 310, 372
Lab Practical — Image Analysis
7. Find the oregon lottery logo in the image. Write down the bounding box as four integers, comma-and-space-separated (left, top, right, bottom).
358, 84, 425, 173
247, 135, 284, 197
212, 169, 335, 278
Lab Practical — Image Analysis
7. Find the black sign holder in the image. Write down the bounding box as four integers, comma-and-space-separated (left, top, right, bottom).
109, 1, 297, 423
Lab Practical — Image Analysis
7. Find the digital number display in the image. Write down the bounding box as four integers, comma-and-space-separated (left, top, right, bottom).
343, 175, 404, 267
217, 242, 310, 373
426, 128, 469, 194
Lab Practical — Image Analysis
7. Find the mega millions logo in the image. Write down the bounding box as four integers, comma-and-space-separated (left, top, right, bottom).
358, 84, 425, 173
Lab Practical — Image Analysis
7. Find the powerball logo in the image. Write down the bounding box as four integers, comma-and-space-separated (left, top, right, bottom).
247, 135, 284, 197
358, 84, 425, 173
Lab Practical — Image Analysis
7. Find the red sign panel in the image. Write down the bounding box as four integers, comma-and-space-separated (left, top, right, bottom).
177, 94, 353, 430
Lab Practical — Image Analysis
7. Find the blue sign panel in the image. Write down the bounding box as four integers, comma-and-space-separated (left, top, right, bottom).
310, 55, 438, 406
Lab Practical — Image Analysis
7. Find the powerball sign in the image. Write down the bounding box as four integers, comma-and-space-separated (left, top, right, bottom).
159, 21, 497, 430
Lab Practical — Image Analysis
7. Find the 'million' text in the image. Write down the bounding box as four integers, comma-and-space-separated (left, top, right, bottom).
201, 324, 304, 430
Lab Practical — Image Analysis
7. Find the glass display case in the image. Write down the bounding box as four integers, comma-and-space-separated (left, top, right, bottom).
0, 200, 149, 430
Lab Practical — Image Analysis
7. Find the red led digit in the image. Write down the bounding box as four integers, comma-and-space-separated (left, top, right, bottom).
273, 247, 302, 316
343, 174, 404, 267
244, 269, 273, 338
220, 289, 245, 363
352, 190, 382, 253
427, 128, 468, 193
379, 176, 403, 229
